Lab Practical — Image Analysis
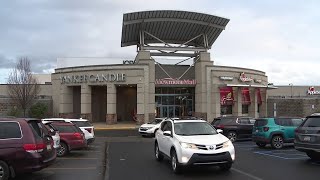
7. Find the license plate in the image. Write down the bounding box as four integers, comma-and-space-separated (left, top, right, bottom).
303, 136, 311, 141
47, 144, 52, 151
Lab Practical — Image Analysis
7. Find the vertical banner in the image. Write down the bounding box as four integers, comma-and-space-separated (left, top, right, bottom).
220, 87, 234, 105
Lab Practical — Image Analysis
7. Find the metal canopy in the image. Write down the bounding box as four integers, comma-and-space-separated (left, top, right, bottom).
121, 10, 230, 49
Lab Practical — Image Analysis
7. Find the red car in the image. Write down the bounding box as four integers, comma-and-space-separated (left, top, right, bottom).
50, 122, 87, 156
0, 118, 56, 180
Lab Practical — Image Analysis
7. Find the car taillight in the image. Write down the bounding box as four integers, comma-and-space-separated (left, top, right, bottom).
23, 143, 45, 153
73, 132, 83, 139
85, 128, 92, 133
263, 127, 269, 132
217, 125, 225, 129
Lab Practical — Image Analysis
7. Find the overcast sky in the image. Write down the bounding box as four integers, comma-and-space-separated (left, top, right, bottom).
0, 0, 319, 85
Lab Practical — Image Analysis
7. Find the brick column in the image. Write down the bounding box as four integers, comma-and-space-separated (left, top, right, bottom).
233, 87, 242, 116
81, 85, 92, 122
249, 88, 258, 118
195, 52, 213, 120
106, 84, 117, 124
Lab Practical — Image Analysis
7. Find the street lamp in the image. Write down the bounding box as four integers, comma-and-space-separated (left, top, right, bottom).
289, 83, 293, 98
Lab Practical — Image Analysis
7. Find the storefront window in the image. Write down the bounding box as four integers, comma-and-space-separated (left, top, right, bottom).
221, 105, 232, 115
242, 105, 249, 114
220, 87, 234, 115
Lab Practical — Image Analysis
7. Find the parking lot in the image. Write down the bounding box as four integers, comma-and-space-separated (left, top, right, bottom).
13, 130, 320, 180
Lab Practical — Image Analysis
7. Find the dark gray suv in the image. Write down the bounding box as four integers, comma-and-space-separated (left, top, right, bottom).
294, 115, 320, 161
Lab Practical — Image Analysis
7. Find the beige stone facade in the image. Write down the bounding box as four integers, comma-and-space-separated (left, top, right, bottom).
51, 51, 269, 124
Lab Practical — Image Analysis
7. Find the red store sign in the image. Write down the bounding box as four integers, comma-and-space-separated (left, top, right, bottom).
239, 72, 253, 82
307, 86, 320, 95
155, 78, 197, 85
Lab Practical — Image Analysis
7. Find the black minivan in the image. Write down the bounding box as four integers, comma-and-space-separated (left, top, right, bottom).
0, 118, 56, 180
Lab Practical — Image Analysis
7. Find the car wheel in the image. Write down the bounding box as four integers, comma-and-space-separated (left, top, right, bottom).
154, 142, 163, 162
57, 142, 68, 157
171, 150, 182, 174
219, 162, 232, 171
256, 142, 267, 148
307, 152, 320, 161
271, 135, 284, 149
227, 131, 237, 142
0, 160, 9, 180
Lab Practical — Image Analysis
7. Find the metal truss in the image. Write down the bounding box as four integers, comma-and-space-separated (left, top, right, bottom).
138, 30, 209, 57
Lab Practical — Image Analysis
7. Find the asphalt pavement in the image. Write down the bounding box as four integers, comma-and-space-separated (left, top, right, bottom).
12, 129, 320, 180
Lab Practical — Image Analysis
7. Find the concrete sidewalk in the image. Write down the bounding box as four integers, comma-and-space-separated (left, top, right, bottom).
93, 122, 140, 130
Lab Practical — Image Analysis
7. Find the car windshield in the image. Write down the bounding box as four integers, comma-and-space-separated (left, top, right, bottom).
174, 122, 217, 136
149, 119, 163, 124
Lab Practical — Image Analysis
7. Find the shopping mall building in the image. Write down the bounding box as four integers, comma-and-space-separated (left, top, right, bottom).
0, 10, 277, 124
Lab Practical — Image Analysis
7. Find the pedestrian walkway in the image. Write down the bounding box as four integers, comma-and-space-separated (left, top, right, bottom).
93, 122, 139, 130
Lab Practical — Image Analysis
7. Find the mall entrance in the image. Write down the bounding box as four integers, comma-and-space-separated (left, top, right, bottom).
91, 86, 107, 122
155, 87, 195, 118
116, 85, 137, 122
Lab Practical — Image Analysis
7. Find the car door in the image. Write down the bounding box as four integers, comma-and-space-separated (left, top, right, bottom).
162, 121, 173, 156
157, 121, 167, 153
238, 118, 254, 137
278, 118, 295, 141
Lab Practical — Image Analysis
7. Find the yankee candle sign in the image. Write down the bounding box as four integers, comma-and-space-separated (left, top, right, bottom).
155, 78, 197, 85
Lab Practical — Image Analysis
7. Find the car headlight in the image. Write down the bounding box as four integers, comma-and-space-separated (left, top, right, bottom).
223, 140, 232, 148
180, 142, 198, 149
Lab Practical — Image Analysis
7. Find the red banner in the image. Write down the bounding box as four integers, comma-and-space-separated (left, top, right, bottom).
242, 88, 251, 105
220, 87, 234, 105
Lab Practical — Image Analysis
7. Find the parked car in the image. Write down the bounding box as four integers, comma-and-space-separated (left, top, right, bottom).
154, 118, 235, 174
139, 118, 179, 137
42, 118, 95, 144
211, 116, 256, 142
294, 114, 320, 161
252, 117, 303, 149
43, 122, 60, 149
0, 118, 56, 180
50, 122, 87, 157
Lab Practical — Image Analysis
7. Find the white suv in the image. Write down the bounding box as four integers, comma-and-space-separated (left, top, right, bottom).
154, 119, 235, 173
139, 118, 179, 137
42, 118, 95, 144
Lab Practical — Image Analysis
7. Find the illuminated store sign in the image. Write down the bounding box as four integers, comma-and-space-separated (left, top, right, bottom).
239, 72, 253, 82
61, 73, 126, 84
155, 78, 196, 85
220, 76, 234, 81
307, 86, 320, 95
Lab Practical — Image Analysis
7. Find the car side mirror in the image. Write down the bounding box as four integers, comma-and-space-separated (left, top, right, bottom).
217, 129, 223, 134
163, 131, 172, 136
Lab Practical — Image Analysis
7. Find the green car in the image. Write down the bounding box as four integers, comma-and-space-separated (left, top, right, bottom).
252, 117, 303, 149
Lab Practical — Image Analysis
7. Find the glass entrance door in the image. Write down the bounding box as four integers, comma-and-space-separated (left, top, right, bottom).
158, 105, 183, 118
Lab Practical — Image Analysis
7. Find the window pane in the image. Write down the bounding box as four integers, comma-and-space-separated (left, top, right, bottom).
0, 122, 21, 139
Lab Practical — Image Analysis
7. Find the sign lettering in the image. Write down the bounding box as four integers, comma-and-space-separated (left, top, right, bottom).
60, 73, 126, 84
307, 86, 320, 95
155, 78, 196, 85
239, 72, 253, 82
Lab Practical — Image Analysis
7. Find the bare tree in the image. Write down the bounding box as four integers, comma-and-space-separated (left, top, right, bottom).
7, 57, 40, 117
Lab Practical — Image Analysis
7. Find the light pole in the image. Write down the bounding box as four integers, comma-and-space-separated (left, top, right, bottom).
289, 83, 293, 98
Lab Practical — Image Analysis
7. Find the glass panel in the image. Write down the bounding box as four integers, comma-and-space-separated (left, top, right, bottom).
169, 106, 174, 118
168, 88, 174, 94
163, 107, 168, 117
175, 96, 181, 105
156, 88, 161, 94
168, 96, 174, 105
162, 96, 169, 105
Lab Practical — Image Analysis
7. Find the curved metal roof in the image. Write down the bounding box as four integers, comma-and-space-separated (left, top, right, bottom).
121, 10, 230, 48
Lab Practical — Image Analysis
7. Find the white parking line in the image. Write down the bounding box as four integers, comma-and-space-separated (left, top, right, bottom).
254, 151, 307, 160
232, 167, 263, 180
